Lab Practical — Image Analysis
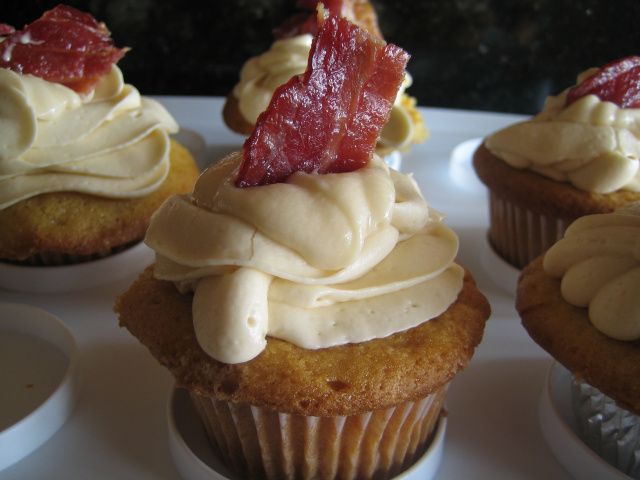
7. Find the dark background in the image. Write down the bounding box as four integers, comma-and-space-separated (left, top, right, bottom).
4, 1, 639, 114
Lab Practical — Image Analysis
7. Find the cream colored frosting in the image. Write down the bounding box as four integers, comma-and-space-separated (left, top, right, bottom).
543, 203, 640, 340
146, 152, 463, 363
0, 66, 179, 209
486, 68, 640, 194
231, 34, 421, 153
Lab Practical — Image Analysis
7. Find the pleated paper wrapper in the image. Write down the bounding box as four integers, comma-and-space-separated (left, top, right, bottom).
189, 385, 447, 480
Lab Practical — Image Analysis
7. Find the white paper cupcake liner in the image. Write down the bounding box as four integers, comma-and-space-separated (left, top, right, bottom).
2, 239, 140, 266
189, 385, 447, 480
571, 377, 640, 478
487, 192, 571, 269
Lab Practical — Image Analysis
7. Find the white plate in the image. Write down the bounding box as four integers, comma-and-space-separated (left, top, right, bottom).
0, 241, 154, 294
480, 236, 520, 296
538, 361, 630, 480
0, 302, 80, 471
167, 387, 447, 480
448, 137, 485, 193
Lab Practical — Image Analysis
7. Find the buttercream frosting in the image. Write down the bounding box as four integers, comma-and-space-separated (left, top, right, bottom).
486, 68, 640, 194
543, 203, 640, 340
146, 152, 463, 363
0, 65, 179, 209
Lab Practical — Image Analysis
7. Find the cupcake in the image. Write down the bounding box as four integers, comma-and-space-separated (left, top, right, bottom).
222, 0, 428, 159
473, 56, 640, 269
116, 10, 489, 480
517, 203, 640, 476
0, 5, 199, 265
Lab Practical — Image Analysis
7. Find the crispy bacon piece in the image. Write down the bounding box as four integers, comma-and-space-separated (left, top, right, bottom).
566, 56, 640, 108
0, 5, 126, 93
0, 23, 15, 35
237, 10, 408, 188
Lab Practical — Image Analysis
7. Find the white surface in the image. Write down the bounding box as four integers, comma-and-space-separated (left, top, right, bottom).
168, 387, 447, 480
0, 303, 80, 471
0, 242, 154, 294
0, 97, 573, 479
539, 362, 630, 479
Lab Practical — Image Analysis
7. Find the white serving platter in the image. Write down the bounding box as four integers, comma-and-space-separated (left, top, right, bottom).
0, 302, 80, 471
0, 98, 576, 479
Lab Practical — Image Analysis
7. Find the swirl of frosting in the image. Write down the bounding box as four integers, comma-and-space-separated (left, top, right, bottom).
485, 68, 640, 194
231, 34, 425, 153
0, 65, 179, 210
145, 153, 463, 363
543, 203, 640, 340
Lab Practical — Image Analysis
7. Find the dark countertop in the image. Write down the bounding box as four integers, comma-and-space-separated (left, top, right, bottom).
4, 0, 639, 114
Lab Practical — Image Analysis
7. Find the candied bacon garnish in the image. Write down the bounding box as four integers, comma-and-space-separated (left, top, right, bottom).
565, 56, 640, 108
236, 10, 408, 188
0, 5, 126, 94
0, 23, 15, 35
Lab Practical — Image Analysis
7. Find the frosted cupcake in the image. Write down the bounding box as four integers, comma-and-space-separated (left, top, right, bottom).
517, 203, 640, 476
474, 56, 640, 268
222, 0, 428, 159
117, 10, 489, 479
0, 5, 199, 265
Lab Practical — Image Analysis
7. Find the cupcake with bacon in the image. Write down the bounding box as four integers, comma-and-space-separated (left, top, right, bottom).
222, 0, 428, 161
0, 5, 199, 265
473, 56, 640, 269
117, 7, 489, 480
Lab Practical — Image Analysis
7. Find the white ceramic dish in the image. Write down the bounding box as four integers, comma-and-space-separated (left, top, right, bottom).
0, 302, 80, 472
448, 137, 485, 193
167, 387, 446, 480
2, 101, 575, 479
479, 237, 520, 296
538, 361, 630, 480
0, 242, 154, 294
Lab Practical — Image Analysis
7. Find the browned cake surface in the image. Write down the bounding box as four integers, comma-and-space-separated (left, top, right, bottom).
0, 140, 200, 261
473, 143, 640, 219
115, 267, 490, 417
517, 257, 640, 415
222, 93, 254, 136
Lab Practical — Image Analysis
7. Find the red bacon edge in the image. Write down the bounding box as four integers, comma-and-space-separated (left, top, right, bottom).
565, 56, 640, 109
0, 5, 126, 93
237, 9, 409, 188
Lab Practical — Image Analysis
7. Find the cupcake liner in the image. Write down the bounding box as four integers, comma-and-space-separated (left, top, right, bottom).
189, 385, 447, 480
2, 240, 140, 267
487, 192, 571, 269
571, 377, 640, 478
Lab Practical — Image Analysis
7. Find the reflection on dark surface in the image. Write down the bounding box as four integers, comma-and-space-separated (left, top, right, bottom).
4, 0, 639, 113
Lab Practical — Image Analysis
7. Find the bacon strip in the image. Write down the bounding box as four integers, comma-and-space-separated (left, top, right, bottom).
566, 56, 640, 109
0, 5, 126, 93
237, 10, 408, 187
